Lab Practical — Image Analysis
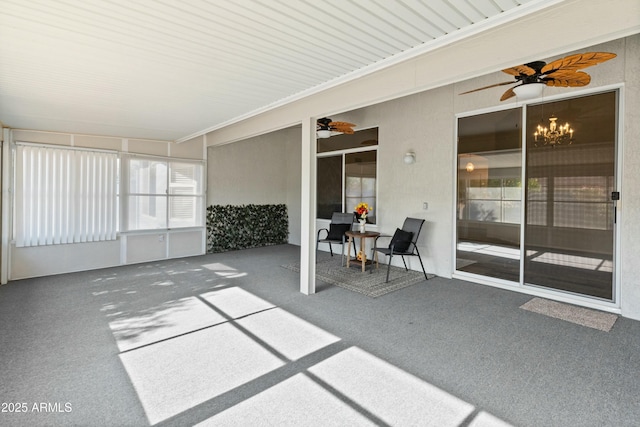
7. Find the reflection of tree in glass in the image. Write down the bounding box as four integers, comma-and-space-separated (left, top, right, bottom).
528, 178, 541, 190
469, 202, 497, 221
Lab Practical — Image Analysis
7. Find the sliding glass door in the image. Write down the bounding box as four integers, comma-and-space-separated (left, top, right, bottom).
457, 109, 522, 283
457, 91, 618, 301
524, 92, 617, 299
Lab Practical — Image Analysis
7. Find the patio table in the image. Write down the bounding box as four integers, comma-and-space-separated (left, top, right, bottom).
345, 230, 380, 272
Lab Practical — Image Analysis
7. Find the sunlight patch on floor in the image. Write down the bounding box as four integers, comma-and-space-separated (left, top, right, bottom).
309, 347, 476, 426
527, 251, 612, 272
109, 297, 226, 352
200, 287, 275, 319
202, 262, 247, 278
115, 286, 512, 426
120, 323, 285, 425
457, 242, 520, 260
196, 373, 376, 426
469, 411, 514, 427
237, 308, 340, 361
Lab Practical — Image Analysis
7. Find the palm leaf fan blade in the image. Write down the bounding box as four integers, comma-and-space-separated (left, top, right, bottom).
329, 121, 355, 133
459, 81, 513, 95
544, 70, 591, 87
502, 64, 537, 76
541, 52, 616, 74
500, 87, 516, 101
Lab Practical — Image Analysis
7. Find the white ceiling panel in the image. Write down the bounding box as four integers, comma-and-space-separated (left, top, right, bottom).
1, 0, 552, 141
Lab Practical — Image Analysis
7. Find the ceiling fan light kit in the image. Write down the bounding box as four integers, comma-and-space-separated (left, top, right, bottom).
512, 83, 545, 100
459, 52, 616, 101
316, 117, 355, 139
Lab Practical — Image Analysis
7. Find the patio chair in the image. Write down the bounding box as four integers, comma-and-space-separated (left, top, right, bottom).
316, 212, 357, 265
373, 217, 428, 282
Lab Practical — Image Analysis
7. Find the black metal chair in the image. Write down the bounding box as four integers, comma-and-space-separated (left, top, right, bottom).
316, 212, 357, 265
373, 217, 428, 282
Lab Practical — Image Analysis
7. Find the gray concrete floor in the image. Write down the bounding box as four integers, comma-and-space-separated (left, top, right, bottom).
1, 244, 639, 426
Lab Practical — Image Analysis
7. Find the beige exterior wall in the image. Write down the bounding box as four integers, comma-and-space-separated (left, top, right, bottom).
201, 32, 640, 319
207, 126, 302, 245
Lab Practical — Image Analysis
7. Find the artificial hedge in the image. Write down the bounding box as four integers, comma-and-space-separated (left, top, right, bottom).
206, 204, 289, 253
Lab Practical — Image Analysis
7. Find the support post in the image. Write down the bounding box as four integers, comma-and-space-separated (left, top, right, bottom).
300, 118, 316, 294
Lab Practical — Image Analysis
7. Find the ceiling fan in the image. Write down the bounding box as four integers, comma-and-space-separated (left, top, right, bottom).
460, 52, 616, 101
317, 117, 355, 138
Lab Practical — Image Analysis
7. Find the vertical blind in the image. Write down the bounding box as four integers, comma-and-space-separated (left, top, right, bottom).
15, 144, 118, 247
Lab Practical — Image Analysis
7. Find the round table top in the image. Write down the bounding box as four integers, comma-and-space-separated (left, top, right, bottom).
345, 230, 380, 238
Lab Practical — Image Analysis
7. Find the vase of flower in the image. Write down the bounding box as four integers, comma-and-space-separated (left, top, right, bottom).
354, 202, 372, 233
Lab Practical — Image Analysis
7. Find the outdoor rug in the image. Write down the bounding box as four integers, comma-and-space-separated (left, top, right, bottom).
520, 297, 618, 332
282, 258, 434, 298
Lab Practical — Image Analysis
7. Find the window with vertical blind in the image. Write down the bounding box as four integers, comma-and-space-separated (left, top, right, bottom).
14, 143, 118, 247
123, 156, 204, 231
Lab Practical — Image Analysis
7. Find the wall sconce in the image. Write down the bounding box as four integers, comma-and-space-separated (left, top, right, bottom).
465, 162, 475, 172
403, 151, 416, 164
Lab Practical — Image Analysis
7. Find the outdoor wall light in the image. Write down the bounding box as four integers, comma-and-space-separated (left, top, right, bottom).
403, 151, 416, 164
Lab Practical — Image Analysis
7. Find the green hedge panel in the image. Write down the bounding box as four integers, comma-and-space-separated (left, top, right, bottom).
206, 204, 289, 253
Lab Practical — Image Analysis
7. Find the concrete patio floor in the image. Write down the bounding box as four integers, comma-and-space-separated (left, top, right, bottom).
1, 244, 639, 426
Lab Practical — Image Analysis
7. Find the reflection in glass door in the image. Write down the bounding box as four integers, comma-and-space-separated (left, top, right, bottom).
524, 92, 617, 300
457, 109, 522, 282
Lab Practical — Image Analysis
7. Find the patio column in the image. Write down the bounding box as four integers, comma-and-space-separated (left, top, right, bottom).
1, 128, 9, 284
300, 117, 316, 294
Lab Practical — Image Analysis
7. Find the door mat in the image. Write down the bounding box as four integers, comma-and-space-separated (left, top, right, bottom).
520, 297, 618, 332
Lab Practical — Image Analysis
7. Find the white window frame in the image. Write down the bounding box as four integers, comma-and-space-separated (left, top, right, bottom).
317, 145, 378, 224
121, 154, 204, 232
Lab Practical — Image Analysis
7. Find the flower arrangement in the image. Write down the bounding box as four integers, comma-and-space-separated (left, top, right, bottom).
355, 202, 372, 233
355, 202, 372, 221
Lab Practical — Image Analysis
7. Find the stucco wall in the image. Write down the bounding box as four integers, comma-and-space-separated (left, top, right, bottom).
206, 34, 640, 319
620, 35, 640, 319
207, 126, 302, 245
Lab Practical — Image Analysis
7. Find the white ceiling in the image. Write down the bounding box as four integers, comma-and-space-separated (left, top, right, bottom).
0, 0, 551, 142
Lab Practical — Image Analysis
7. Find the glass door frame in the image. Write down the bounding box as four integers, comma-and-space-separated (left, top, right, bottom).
453, 84, 623, 311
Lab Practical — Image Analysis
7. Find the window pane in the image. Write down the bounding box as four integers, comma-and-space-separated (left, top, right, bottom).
128, 196, 167, 229
129, 159, 167, 194
526, 201, 547, 226
553, 202, 610, 230
317, 156, 343, 219
170, 162, 203, 195
503, 201, 522, 223
345, 151, 376, 223
468, 184, 501, 199
169, 196, 203, 228
468, 201, 502, 222
554, 176, 608, 202
345, 176, 361, 198
362, 177, 375, 197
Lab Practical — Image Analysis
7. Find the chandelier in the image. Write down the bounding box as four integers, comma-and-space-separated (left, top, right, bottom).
534, 115, 574, 147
